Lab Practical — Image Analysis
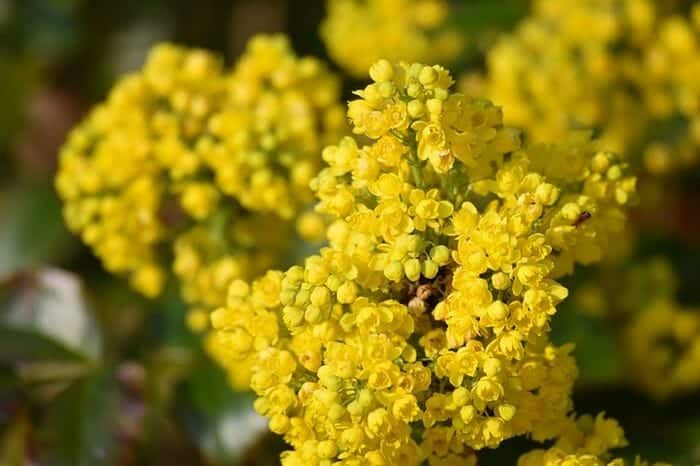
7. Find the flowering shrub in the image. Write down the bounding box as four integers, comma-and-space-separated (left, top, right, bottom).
206, 61, 663, 466
6, 1, 700, 464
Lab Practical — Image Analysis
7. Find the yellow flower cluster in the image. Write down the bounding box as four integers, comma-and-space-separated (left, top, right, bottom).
56, 35, 343, 301
574, 257, 676, 319
321, 0, 463, 78
574, 257, 700, 399
468, 0, 700, 175
623, 300, 700, 399
56, 35, 344, 388
211, 61, 638, 465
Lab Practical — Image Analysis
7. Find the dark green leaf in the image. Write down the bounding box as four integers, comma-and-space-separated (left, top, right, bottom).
453, 0, 528, 33
0, 184, 76, 277
38, 369, 118, 466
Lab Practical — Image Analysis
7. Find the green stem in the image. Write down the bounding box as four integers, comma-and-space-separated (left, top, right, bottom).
410, 161, 424, 188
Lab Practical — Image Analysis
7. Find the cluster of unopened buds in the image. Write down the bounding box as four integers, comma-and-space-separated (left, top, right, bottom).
209, 60, 667, 465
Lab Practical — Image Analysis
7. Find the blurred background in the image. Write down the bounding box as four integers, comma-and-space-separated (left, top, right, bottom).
0, 1, 698, 465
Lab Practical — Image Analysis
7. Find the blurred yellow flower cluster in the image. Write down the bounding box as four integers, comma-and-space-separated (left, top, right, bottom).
465, 0, 700, 175
321, 0, 463, 78
56, 34, 343, 300
576, 257, 700, 399
624, 299, 700, 399
55, 35, 345, 387
210, 61, 643, 465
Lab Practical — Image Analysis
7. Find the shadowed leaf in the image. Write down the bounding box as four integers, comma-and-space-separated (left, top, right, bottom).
0, 268, 101, 365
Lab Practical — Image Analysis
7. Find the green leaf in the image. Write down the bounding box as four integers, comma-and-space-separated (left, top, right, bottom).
155, 285, 199, 349
551, 306, 620, 384
453, 0, 528, 33
15, 0, 82, 61
38, 369, 119, 466
0, 268, 102, 364
176, 360, 271, 465
674, 419, 700, 465
0, 58, 39, 151
0, 184, 76, 277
